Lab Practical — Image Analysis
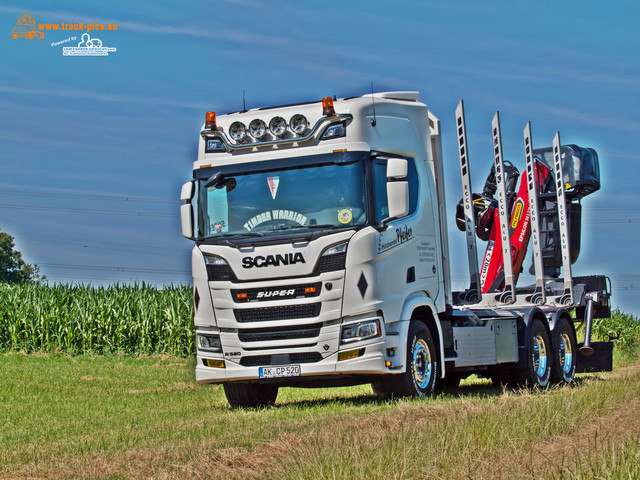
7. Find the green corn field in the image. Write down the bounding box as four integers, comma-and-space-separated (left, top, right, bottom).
0, 283, 194, 356
1, 281, 638, 359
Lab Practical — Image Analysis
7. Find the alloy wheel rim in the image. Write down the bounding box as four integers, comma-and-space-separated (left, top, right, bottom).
559, 332, 574, 375
413, 339, 432, 389
533, 334, 548, 378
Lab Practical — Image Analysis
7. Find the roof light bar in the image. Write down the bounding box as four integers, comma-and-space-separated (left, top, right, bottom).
201, 113, 352, 150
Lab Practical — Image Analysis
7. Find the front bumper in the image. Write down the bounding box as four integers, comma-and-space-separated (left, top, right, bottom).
195, 336, 389, 384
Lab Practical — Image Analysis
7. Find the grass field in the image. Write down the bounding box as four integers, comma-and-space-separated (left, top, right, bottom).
2, 284, 639, 479
2, 352, 640, 480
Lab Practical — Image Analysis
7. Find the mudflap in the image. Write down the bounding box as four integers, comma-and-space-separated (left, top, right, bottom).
576, 341, 613, 373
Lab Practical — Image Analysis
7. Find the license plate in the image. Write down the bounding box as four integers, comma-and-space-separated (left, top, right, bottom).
259, 365, 301, 378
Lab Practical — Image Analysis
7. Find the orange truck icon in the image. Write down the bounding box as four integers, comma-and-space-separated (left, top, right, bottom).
12, 12, 44, 39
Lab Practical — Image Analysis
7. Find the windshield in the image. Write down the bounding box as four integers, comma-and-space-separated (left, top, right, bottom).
196, 155, 368, 241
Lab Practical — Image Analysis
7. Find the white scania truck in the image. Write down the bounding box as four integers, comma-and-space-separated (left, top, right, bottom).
180, 92, 613, 408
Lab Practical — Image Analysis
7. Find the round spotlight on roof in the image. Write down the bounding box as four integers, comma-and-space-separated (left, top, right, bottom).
269, 116, 287, 137
229, 122, 247, 142
290, 114, 309, 136
249, 119, 267, 140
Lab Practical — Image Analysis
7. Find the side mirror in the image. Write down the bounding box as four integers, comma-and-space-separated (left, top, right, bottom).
387, 182, 409, 219
385, 158, 409, 221
205, 171, 237, 192
386, 157, 408, 179
180, 181, 195, 239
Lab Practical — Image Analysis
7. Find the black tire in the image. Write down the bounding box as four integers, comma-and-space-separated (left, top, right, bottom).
551, 317, 577, 384
515, 318, 552, 388
223, 383, 278, 408
372, 322, 438, 398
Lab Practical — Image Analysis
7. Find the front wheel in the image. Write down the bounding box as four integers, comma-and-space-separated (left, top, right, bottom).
223, 383, 278, 408
372, 322, 438, 398
552, 317, 577, 384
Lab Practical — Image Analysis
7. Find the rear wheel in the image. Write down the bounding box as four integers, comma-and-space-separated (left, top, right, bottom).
515, 318, 552, 388
372, 322, 438, 398
552, 317, 577, 384
223, 383, 278, 408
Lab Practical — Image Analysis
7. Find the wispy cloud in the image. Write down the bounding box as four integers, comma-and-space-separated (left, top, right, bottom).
529, 103, 640, 133
469, 92, 640, 133
0, 83, 208, 109
0, 4, 391, 75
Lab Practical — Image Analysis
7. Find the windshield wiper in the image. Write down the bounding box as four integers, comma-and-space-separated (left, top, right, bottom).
270, 224, 339, 231
212, 232, 265, 238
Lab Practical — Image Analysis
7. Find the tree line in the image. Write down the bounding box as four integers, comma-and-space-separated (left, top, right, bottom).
0, 230, 42, 284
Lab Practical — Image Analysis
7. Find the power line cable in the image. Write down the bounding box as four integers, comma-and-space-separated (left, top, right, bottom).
13, 231, 185, 257
0, 189, 179, 205
0, 203, 177, 217
38, 262, 190, 274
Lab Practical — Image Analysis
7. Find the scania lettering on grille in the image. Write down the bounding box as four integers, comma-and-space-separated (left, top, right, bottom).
256, 289, 295, 298
242, 253, 305, 269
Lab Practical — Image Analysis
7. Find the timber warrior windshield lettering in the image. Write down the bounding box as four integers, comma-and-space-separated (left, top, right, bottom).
242, 253, 306, 268
243, 210, 308, 231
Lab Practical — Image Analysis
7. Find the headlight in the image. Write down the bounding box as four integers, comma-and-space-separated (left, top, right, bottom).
269, 116, 287, 137
229, 122, 247, 142
197, 334, 222, 352
249, 119, 267, 140
316, 241, 348, 273
321, 121, 346, 139
203, 255, 228, 266
321, 242, 347, 256
290, 114, 308, 135
203, 254, 235, 281
205, 137, 226, 153
341, 319, 381, 344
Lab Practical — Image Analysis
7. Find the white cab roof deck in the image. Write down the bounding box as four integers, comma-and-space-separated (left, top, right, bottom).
194, 91, 438, 169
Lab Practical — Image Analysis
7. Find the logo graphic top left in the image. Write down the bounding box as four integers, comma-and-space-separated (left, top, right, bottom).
12, 12, 43, 40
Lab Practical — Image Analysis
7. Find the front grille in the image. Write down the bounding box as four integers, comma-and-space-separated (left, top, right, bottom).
315, 252, 346, 273
238, 322, 323, 342
239, 352, 323, 367
206, 264, 237, 282
234, 303, 321, 323
231, 282, 321, 303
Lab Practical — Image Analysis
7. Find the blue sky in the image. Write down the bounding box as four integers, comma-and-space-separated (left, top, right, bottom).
1, 1, 639, 312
